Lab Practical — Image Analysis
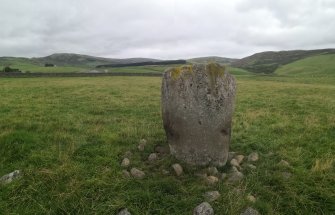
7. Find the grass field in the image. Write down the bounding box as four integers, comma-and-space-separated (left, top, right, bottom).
0, 72, 334, 214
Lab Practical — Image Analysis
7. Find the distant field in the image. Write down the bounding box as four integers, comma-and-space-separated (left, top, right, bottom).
0, 72, 334, 214
276, 54, 335, 76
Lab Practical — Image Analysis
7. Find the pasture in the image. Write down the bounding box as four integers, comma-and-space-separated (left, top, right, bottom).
0, 72, 334, 214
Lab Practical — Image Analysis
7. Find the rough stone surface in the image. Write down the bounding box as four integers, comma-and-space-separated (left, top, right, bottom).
121, 158, 130, 167
248, 152, 259, 162
240, 207, 260, 215
130, 168, 145, 179
228, 152, 236, 161
162, 63, 236, 166
247, 164, 257, 170
172, 163, 183, 176
138, 139, 147, 151
247, 194, 256, 203
205, 176, 219, 185
235, 155, 244, 164
193, 202, 214, 215
117, 208, 131, 215
155, 145, 170, 154
227, 171, 244, 184
0, 170, 21, 184
207, 167, 219, 176
279, 160, 290, 167
204, 191, 221, 202
122, 170, 131, 178
230, 158, 240, 167
148, 153, 158, 162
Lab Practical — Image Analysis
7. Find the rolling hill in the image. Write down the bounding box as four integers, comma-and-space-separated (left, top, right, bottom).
275, 54, 335, 76
231, 49, 335, 74
187, 56, 238, 64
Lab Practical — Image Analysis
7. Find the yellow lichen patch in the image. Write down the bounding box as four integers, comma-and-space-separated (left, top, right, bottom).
311, 157, 334, 172
207, 62, 225, 78
170, 65, 193, 80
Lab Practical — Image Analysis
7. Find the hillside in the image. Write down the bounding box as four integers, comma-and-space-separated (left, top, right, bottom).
276, 54, 335, 76
188, 56, 238, 64
231, 49, 335, 73
33, 53, 160, 67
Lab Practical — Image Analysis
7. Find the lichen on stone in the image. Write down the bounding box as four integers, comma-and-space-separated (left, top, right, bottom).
206, 62, 226, 95
170, 65, 193, 80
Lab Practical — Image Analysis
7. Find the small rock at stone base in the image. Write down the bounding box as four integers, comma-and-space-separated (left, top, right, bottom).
193, 202, 214, 215
117, 208, 131, 215
220, 173, 227, 180
240, 207, 260, 215
0, 170, 21, 184
204, 191, 221, 202
124, 151, 133, 158
278, 160, 290, 167
205, 176, 219, 185
230, 158, 240, 167
155, 145, 170, 154
148, 153, 158, 162
231, 166, 239, 172
122, 170, 131, 178
227, 171, 244, 184
247, 194, 256, 203
207, 167, 219, 176
282, 172, 292, 179
172, 163, 183, 176
248, 152, 259, 162
130, 168, 145, 179
138, 139, 147, 151
121, 158, 130, 167
228, 152, 236, 161
235, 155, 245, 164
247, 164, 257, 170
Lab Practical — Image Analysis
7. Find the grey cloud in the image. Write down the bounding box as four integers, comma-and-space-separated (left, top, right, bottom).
0, 0, 334, 59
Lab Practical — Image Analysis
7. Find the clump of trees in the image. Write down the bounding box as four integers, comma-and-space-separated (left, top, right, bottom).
1, 66, 21, 73
44, 63, 55, 67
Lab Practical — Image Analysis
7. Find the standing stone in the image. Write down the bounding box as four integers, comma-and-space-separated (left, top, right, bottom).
193, 202, 214, 215
162, 63, 236, 166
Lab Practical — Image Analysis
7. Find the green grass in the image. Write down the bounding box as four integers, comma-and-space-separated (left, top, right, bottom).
0, 73, 334, 214
276, 54, 335, 77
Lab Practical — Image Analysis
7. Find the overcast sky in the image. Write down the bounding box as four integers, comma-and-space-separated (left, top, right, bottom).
1, 0, 335, 59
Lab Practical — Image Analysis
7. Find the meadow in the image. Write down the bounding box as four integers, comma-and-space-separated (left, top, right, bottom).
0, 69, 334, 214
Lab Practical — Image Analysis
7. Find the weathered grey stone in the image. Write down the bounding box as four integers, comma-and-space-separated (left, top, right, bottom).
130, 168, 145, 179
227, 170, 244, 184
138, 139, 147, 151
204, 191, 221, 202
121, 158, 130, 167
148, 153, 158, 162
247, 164, 257, 170
117, 208, 131, 215
205, 176, 219, 185
230, 158, 240, 167
193, 202, 214, 215
207, 167, 219, 176
155, 145, 170, 154
235, 155, 244, 164
246, 194, 256, 203
122, 170, 131, 178
162, 63, 236, 167
172, 163, 183, 176
0, 170, 21, 184
240, 207, 260, 215
248, 152, 259, 162
278, 160, 290, 167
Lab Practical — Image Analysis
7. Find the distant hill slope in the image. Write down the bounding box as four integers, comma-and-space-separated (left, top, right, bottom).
33, 53, 160, 67
231, 49, 335, 73
275, 54, 335, 76
188, 56, 238, 64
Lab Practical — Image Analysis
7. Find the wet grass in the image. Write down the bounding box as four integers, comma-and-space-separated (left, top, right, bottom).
0, 74, 334, 214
